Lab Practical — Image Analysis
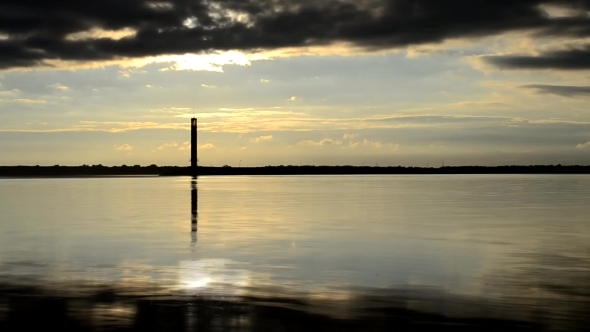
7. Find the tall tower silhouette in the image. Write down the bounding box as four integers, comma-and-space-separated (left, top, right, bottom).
191, 118, 197, 169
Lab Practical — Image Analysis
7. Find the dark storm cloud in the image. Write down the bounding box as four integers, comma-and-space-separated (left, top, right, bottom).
1, 0, 590, 69
522, 84, 590, 97
482, 45, 590, 70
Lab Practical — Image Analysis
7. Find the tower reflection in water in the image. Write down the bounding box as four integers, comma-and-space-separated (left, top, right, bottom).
191, 176, 198, 244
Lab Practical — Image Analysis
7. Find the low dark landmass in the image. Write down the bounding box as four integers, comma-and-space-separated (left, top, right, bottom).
162, 165, 590, 176
1, 164, 590, 178
1, 281, 584, 332
0, 165, 180, 177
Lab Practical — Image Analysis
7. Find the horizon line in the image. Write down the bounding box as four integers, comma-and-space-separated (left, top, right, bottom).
1, 164, 589, 168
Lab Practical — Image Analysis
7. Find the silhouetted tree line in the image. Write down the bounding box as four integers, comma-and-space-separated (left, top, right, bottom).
1, 164, 589, 177
162, 164, 590, 176
0, 165, 181, 177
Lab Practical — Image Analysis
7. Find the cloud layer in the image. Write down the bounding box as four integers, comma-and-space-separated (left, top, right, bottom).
522, 84, 590, 97
482, 45, 590, 70
2, 0, 590, 70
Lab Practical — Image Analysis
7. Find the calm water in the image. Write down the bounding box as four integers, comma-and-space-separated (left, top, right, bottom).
1, 175, 589, 328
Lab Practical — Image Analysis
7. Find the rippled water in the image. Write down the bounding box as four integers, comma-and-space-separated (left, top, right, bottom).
1, 175, 589, 330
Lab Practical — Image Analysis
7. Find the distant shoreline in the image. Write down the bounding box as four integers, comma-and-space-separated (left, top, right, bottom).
1, 165, 590, 177
162, 165, 590, 176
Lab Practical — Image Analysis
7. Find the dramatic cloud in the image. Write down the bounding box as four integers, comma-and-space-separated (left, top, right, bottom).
522, 84, 590, 97
482, 45, 590, 70
577, 141, 590, 149
2, 0, 590, 70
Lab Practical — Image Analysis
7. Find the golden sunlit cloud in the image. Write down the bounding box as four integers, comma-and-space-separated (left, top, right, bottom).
178, 142, 215, 150
261, 79, 271, 83
114, 143, 133, 151
174, 109, 300, 120
201, 84, 216, 88
65, 27, 137, 41
346, 139, 399, 151
539, 3, 584, 18
218, 108, 254, 111
4, 111, 590, 135
251, 135, 273, 143
0, 89, 19, 97
576, 141, 590, 149
60, 121, 188, 133
453, 101, 512, 109
347, 141, 361, 149
178, 141, 190, 151
174, 112, 236, 118
10, 98, 48, 104
298, 139, 342, 146
363, 139, 383, 149
157, 142, 178, 150
258, 42, 401, 59
298, 137, 399, 151
289, 96, 297, 101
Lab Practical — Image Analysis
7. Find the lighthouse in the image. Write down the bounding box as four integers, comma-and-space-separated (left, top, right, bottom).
191, 118, 197, 169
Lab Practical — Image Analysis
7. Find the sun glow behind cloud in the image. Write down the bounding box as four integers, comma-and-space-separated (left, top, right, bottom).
2, 38, 397, 74
6, 49, 274, 74
154, 51, 269, 72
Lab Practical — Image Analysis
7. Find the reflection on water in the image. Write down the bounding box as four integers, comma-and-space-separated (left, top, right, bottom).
0, 175, 590, 330
180, 259, 251, 296
191, 177, 198, 245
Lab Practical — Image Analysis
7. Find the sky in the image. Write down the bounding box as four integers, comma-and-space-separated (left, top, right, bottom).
1, 0, 590, 167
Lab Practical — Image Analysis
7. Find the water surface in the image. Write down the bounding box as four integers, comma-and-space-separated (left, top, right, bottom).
1, 175, 589, 329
